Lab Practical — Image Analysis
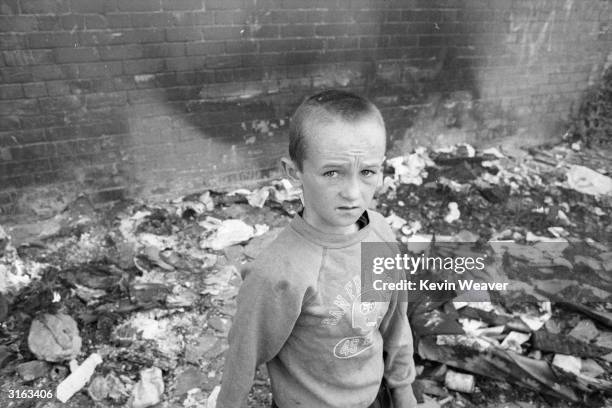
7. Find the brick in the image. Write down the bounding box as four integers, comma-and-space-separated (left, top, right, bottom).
85, 91, 127, 108
39, 95, 84, 113
166, 27, 203, 42
259, 38, 324, 52
105, 13, 131, 28
117, 0, 161, 12
214, 10, 247, 25
250, 24, 279, 38
388, 36, 418, 47
225, 40, 257, 54
0, 16, 37, 32
381, 23, 407, 35
45, 126, 79, 141
418, 35, 449, 47
1, 67, 34, 83
99, 44, 145, 60
61, 14, 86, 30
0, 116, 21, 131
232, 67, 264, 82
327, 37, 359, 49
205, 0, 245, 10
85, 15, 109, 29
131, 12, 175, 28
10, 143, 54, 161
0, 0, 18, 15
281, 24, 315, 37
0, 99, 38, 115
143, 43, 185, 58
12, 129, 47, 144
315, 23, 350, 37
123, 58, 165, 75
3, 50, 54, 66
0, 84, 23, 99
77, 62, 123, 78
205, 55, 242, 69
264, 10, 306, 24
46, 80, 71, 96
69, 0, 116, 12
55, 47, 100, 63
188, 11, 214, 25
165, 56, 202, 72
36, 15, 62, 30
28, 32, 79, 49
0, 34, 27, 50
21, 0, 69, 14
185, 41, 224, 55
284, 51, 322, 65
162, 0, 204, 10
202, 26, 243, 41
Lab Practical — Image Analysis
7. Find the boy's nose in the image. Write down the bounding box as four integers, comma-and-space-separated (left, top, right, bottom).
340, 176, 361, 200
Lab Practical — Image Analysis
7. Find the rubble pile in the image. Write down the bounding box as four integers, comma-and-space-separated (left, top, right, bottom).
0, 141, 611, 407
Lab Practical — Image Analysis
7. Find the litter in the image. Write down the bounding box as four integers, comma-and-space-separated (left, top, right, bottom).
128, 367, 164, 408
28, 313, 82, 362
200, 219, 256, 250
443, 202, 460, 224
566, 165, 612, 196
56, 353, 103, 402
444, 370, 475, 393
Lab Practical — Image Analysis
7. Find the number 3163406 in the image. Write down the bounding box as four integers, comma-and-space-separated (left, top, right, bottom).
8, 389, 54, 399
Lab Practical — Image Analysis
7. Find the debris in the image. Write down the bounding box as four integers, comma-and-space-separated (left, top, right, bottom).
174, 366, 210, 396
387, 148, 435, 185
500, 332, 531, 353
552, 354, 582, 376
28, 313, 82, 362
246, 187, 270, 208
200, 219, 256, 250
56, 353, 103, 403
444, 370, 475, 393
569, 320, 600, 343
581, 359, 605, 378
443, 202, 460, 224
16, 360, 49, 381
385, 213, 408, 230
207, 385, 220, 408
88, 375, 110, 401
128, 367, 164, 408
566, 165, 612, 196
532, 331, 611, 358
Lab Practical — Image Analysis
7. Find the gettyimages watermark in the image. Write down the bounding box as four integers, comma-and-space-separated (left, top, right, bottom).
360, 240, 612, 304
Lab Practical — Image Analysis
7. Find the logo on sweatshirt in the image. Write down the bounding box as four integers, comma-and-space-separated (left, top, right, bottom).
321, 277, 388, 359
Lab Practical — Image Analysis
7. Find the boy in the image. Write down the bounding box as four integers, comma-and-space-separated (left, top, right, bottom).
217, 90, 416, 408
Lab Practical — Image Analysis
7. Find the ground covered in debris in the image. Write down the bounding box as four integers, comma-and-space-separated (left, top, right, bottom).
1, 140, 611, 408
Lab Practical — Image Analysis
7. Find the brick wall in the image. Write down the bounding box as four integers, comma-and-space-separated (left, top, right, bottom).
0, 0, 610, 219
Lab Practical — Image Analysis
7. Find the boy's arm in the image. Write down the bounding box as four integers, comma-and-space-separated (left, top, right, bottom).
216, 266, 304, 408
379, 288, 417, 408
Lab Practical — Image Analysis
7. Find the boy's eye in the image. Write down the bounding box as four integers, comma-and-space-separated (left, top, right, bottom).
323, 170, 339, 177
361, 169, 377, 177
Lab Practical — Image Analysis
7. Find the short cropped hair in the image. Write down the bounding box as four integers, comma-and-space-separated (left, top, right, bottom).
288, 89, 385, 171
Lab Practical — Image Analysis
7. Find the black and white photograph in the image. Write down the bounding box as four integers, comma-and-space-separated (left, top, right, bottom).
0, 0, 611, 407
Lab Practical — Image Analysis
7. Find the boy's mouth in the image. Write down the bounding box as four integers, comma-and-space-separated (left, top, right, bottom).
337, 206, 360, 211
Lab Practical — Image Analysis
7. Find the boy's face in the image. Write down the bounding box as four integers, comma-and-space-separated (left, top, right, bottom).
292, 116, 386, 235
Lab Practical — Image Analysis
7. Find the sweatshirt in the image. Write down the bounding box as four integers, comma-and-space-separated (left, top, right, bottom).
217, 209, 415, 408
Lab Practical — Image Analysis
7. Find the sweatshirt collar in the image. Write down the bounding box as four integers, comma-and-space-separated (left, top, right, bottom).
289, 210, 371, 248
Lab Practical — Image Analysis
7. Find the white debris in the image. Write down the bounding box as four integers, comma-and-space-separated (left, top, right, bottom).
552, 354, 582, 376
385, 213, 408, 230
128, 367, 164, 408
28, 314, 82, 362
482, 147, 505, 158
247, 187, 270, 208
566, 165, 612, 196
200, 219, 255, 250
444, 370, 475, 393
199, 191, 215, 211
444, 202, 460, 223
206, 385, 220, 408
387, 147, 435, 185
56, 353, 103, 403
500, 331, 531, 353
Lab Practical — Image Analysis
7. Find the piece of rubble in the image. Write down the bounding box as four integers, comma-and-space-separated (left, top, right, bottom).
500, 331, 531, 353
88, 375, 110, 401
207, 385, 220, 408
581, 359, 605, 378
199, 191, 215, 211
444, 370, 475, 393
200, 219, 256, 251
443, 202, 460, 224
595, 332, 612, 349
552, 354, 581, 376
566, 165, 612, 196
28, 313, 82, 362
56, 353, 103, 403
533, 331, 611, 358
16, 360, 49, 381
568, 320, 600, 343
128, 367, 164, 408
387, 148, 434, 186
246, 187, 271, 208
385, 213, 408, 230
174, 366, 211, 396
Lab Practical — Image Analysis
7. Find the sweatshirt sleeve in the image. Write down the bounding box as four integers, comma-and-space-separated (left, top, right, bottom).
216, 263, 304, 408
379, 287, 416, 391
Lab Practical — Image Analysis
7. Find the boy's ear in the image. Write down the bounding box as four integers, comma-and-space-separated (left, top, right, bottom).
281, 157, 302, 185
